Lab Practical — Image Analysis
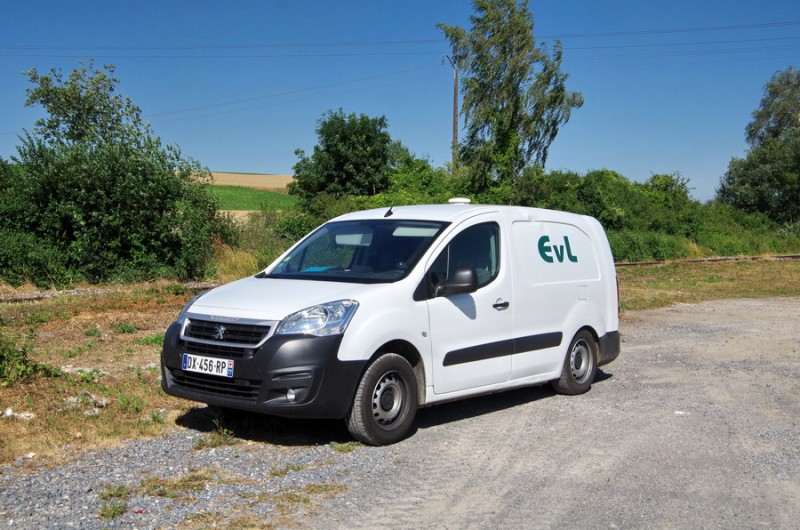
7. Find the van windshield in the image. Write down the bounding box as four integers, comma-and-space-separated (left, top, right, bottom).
266, 219, 448, 283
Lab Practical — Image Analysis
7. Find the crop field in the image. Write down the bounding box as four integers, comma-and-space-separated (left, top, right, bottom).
210, 172, 293, 191
208, 172, 296, 219
208, 185, 297, 211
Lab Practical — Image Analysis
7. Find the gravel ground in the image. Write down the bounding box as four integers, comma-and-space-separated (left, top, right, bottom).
1, 297, 799, 529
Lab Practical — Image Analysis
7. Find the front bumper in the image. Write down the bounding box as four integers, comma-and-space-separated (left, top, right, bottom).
160, 321, 367, 419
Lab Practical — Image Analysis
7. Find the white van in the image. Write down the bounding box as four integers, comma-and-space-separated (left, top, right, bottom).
161, 201, 620, 445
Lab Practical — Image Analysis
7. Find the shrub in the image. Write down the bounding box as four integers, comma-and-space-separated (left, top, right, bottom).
0, 332, 60, 386
608, 231, 688, 263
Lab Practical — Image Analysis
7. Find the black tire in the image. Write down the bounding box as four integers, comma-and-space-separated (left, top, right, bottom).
551, 330, 598, 395
346, 353, 418, 446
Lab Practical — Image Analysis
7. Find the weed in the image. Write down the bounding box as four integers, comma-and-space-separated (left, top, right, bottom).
84, 325, 102, 338
330, 441, 362, 454
135, 333, 164, 346
274, 491, 311, 505
0, 333, 60, 386
148, 410, 166, 424
194, 420, 237, 450
99, 484, 131, 501
64, 368, 105, 384
268, 463, 306, 478
114, 323, 137, 334
61, 340, 96, 359
118, 394, 144, 414
98, 500, 127, 519
303, 483, 347, 496
140, 470, 211, 498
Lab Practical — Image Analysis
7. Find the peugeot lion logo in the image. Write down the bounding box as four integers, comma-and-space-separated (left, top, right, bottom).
213, 325, 226, 341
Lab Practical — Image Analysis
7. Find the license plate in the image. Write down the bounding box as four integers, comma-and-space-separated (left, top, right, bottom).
181, 353, 234, 378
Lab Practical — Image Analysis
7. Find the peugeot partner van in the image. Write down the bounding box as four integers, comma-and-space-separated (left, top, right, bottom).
161, 200, 620, 445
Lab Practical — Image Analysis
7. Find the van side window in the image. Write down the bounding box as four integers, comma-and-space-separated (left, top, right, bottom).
429, 222, 500, 289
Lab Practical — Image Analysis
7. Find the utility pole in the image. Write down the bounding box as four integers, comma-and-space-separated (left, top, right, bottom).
446, 55, 458, 166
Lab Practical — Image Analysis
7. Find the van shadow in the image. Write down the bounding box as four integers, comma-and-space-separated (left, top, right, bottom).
175, 369, 613, 447
175, 407, 354, 447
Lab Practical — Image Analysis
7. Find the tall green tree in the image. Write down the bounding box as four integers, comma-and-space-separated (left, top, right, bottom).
1, 61, 233, 285
718, 66, 800, 223
439, 0, 583, 192
23, 61, 149, 148
290, 109, 393, 200
745, 66, 800, 147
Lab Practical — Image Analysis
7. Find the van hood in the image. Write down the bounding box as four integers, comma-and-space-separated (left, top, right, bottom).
187, 276, 377, 322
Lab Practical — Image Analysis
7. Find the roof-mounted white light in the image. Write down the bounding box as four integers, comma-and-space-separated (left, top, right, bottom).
448, 197, 471, 205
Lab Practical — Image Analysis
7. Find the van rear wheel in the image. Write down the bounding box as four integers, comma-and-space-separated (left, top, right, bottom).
346, 353, 418, 446
551, 330, 598, 395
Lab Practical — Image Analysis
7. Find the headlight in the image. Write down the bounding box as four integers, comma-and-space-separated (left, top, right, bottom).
276, 300, 359, 337
176, 292, 207, 324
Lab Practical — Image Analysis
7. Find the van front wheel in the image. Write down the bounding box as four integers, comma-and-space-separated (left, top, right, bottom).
346, 354, 418, 446
551, 330, 598, 395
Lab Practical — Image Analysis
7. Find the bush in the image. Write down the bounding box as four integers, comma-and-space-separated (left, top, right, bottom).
0, 63, 235, 287
0, 333, 60, 387
608, 231, 688, 263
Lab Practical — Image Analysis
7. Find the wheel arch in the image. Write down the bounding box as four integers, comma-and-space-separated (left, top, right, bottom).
372, 339, 427, 406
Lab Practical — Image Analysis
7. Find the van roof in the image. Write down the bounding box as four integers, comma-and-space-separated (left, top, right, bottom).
332, 203, 500, 223
331, 203, 593, 225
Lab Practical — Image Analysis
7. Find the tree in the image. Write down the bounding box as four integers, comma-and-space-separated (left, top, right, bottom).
23, 61, 149, 148
290, 109, 393, 200
1, 61, 233, 286
718, 66, 800, 223
717, 129, 800, 223
745, 66, 800, 147
439, 0, 583, 192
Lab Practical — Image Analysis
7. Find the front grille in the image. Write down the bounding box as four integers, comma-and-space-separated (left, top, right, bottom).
181, 340, 253, 359
185, 319, 270, 345
168, 368, 261, 400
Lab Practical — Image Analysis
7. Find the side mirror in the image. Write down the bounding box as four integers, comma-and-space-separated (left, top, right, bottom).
435, 267, 479, 297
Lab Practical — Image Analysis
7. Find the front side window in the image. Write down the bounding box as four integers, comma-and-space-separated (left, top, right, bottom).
267, 220, 448, 283
428, 222, 500, 289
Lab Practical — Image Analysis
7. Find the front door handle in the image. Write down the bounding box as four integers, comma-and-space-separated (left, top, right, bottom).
493, 299, 510, 310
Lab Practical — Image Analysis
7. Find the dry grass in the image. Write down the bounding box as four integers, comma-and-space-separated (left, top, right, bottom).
214, 244, 262, 283
211, 172, 293, 191
617, 258, 800, 311
0, 284, 197, 464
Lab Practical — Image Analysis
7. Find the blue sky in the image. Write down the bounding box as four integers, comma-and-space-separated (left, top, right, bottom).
1, 1, 799, 202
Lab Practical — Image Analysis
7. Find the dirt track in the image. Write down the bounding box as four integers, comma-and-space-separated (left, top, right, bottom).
305, 297, 800, 528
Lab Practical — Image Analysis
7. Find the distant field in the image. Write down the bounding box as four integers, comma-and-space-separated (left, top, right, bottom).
209, 185, 297, 211
211, 172, 293, 191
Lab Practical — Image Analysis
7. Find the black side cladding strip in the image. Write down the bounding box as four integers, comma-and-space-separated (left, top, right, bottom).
442, 332, 563, 367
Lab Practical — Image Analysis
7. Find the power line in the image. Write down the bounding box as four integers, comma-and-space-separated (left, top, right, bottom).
539, 20, 800, 40
146, 64, 442, 118
2, 20, 798, 55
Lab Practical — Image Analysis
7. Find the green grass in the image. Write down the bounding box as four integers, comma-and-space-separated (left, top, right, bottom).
209, 185, 297, 211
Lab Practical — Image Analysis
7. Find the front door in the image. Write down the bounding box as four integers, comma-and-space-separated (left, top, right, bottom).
425, 219, 513, 394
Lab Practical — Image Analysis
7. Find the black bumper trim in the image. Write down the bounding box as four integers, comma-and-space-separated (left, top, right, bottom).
598, 330, 620, 366
161, 322, 367, 419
